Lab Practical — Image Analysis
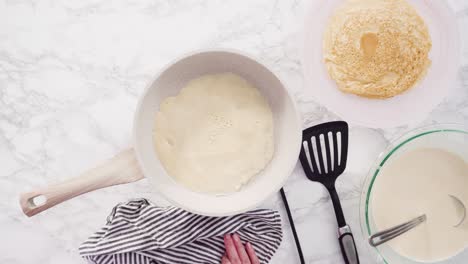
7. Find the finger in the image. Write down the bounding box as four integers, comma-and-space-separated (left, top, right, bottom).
221, 254, 232, 264
224, 234, 241, 264
246, 242, 260, 264
232, 234, 250, 264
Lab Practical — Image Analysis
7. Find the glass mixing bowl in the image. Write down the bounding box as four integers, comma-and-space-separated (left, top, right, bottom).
360, 124, 468, 263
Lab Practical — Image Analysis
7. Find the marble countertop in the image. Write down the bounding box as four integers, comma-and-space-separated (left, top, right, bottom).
1, 0, 467, 263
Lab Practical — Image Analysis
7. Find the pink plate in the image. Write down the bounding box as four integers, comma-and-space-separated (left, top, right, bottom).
302, 0, 459, 128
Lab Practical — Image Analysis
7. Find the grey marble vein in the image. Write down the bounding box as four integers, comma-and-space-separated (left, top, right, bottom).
0, 0, 467, 263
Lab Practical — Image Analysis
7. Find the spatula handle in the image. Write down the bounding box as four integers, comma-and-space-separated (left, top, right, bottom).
328, 186, 359, 263
19, 149, 144, 217
339, 225, 360, 264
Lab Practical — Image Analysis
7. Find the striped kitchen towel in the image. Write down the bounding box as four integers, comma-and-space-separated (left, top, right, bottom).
79, 199, 282, 264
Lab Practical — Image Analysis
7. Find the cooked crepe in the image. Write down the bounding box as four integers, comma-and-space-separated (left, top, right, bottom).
323, 0, 432, 99
153, 73, 274, 194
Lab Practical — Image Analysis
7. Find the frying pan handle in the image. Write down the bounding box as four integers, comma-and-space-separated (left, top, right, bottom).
339, 225, 360, 264
19, 149, 144, 217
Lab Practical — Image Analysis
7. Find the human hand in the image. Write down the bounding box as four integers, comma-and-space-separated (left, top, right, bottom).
221, 234, 260, 264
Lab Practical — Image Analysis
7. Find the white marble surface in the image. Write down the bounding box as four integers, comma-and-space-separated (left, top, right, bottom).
0, 0, 467, 263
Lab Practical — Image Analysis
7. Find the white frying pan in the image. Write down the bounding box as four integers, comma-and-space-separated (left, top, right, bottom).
20, 50, 302, 217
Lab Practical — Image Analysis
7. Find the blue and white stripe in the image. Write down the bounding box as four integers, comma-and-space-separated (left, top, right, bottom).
80, 199, 282, 264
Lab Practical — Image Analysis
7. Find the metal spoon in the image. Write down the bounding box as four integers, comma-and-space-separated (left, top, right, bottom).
369, 195, 467, 247
369, 214, 426, 247
449, 195, 466, 228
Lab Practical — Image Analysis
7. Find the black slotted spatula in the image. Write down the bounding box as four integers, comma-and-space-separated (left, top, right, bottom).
299, 121, 359, 264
